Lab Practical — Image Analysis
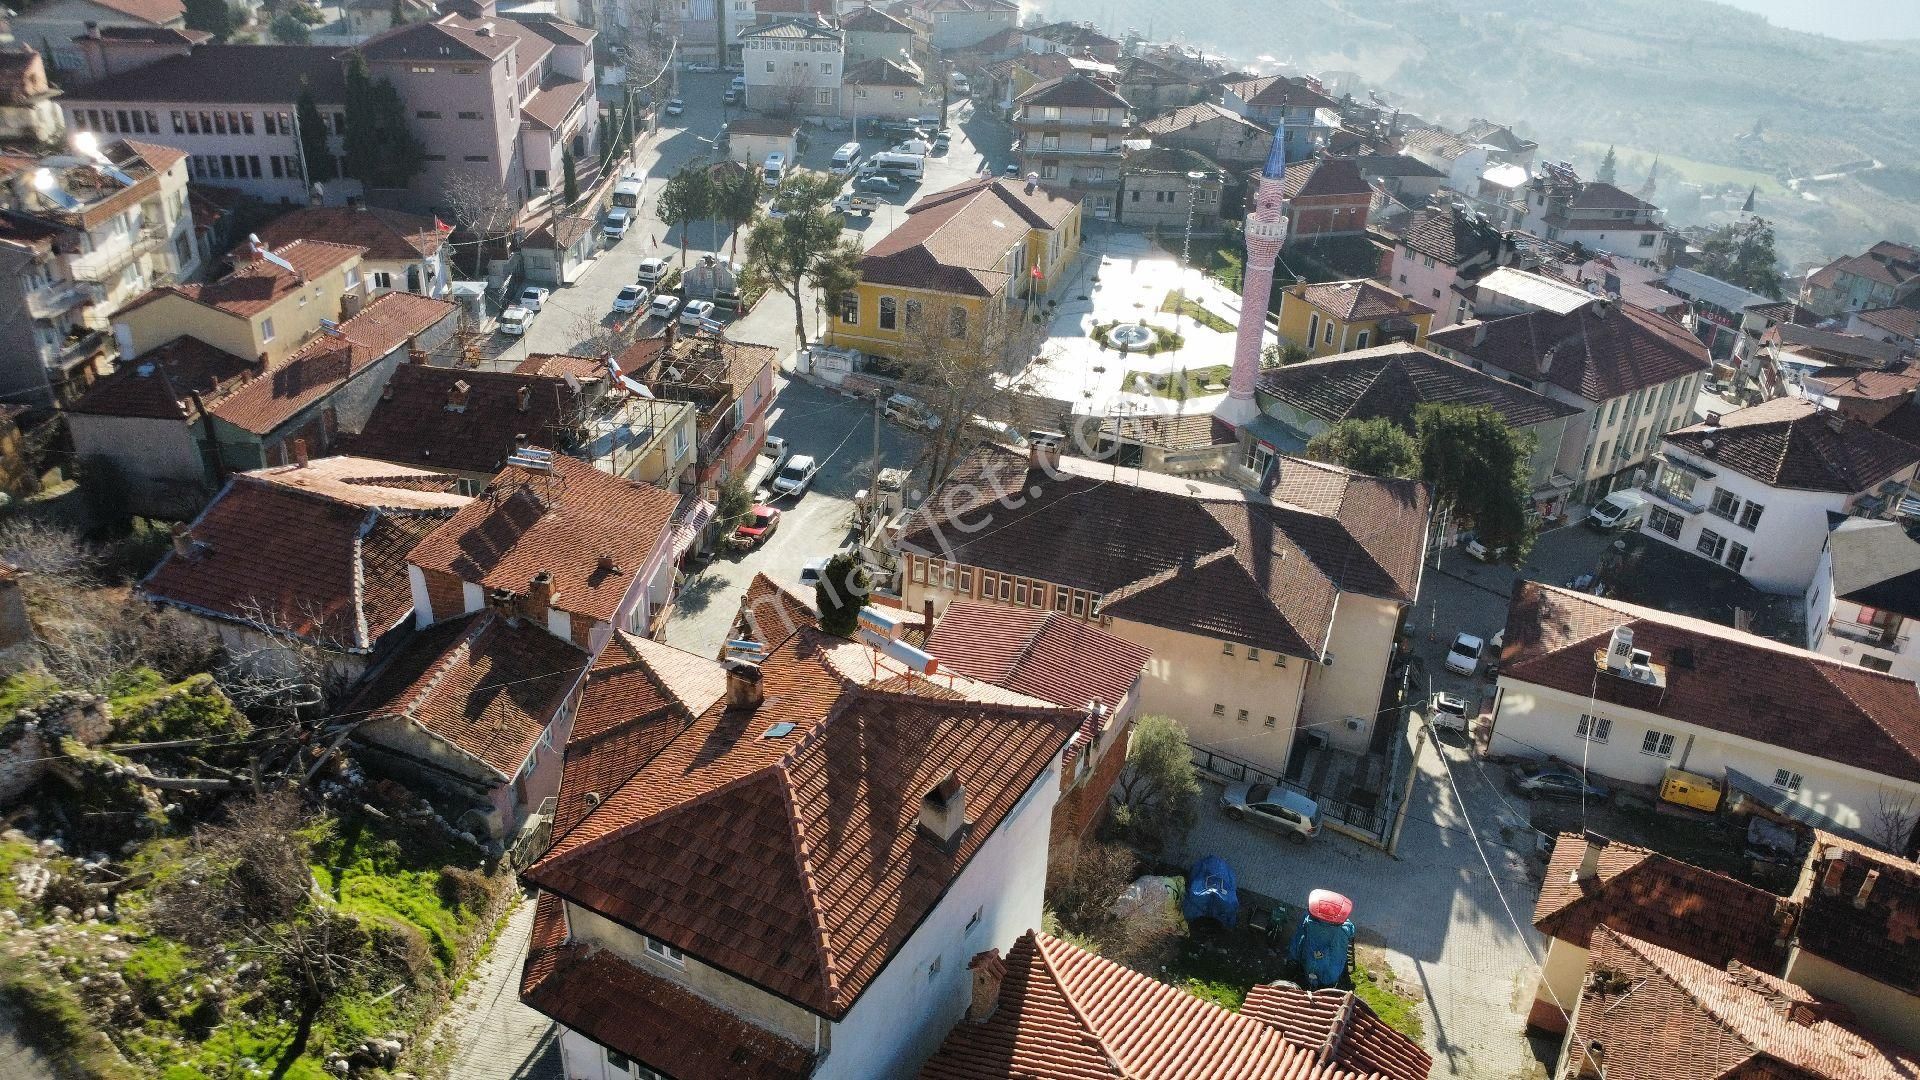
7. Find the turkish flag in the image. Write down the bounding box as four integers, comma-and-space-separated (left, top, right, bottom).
434, 217, 454, 234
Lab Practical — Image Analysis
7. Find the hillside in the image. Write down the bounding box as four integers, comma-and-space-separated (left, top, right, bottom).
1032, 0, 1920, 269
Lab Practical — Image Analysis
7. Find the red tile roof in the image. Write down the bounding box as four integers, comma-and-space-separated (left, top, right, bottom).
407, 452, 680, 624
1794, 832, 1920, 995
840, 2, 914, 32
1295, 279, 1432, 322
1570, 927, 1920, 1080
87, 0, 186, 25
1013, 71, 1130, 110
339, 363, 591, 476
1283, 157, 1370, 201
1810, 243, 1920, 293
900, 448, 1429, 659
208, 291, 456, 435
521, 75, 590, 130
1224, 74, 1338, 112
859, 177, 1080, 297
1427, 299, 1710, 404
139, 461, 466, 651
122, 239, 364, 322
1257, 342, 1578, 430
69, 336, 257, 421
348, 609, 589, 777
521, 894, 817, 1080
61, 44, 348, 105
732, 571, 819, 646
524, 626, 1081, 1018
250, 205, 443, 262
1501, 582, 1920, 784
1667, 396, 1920, 492
1531, 834, 1791, 974
921, 931, 1400, 1080
925, 599, 1148, 711
1856, 305, 1920, 341
1239, 984, 1431, 1080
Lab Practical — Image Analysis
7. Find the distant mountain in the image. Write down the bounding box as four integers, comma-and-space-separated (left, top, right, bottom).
1031, 0, 1920, 269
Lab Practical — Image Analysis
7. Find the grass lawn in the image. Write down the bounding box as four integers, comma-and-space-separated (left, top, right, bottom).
1160, 291, 1236, 334
1161, 926, 1424, 1041
1124, 365, 1233, 400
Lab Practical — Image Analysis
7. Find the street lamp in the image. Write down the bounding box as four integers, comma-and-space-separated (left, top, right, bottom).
1177, 169, 1209, 332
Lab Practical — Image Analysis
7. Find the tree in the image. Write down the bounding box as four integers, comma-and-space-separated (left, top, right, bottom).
711, 162, 762, 261
814, 551, 869, 636
389, 0, 408, 25
271, 11, 311, 42
1107, 714, 1199, 854
561, 148, 579, 206
343, 53, 426, 190
1305, 417, 1420, 479
295, 81, 336, 184
1596, 144, 1616, 185
184, 0, 233, 39
656, 163, 715, 269
744, 172, 862, 347
892, 300, 1050, 487
440, 168, 518, 276
716, 472, 754, 535
1415, 402, 1538, 562
1696, 216, 1785, 299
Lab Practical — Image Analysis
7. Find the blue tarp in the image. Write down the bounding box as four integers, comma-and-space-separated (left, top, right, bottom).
1289, 913, 1355, 989
1181, 855, 1239, 927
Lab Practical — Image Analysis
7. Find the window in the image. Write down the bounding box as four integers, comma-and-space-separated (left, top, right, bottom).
1040, 163, 1058, 180
942, 565, 957, 590
1657, 466, 1697, 505
1641, 730, 1674, 757
464, 154, 489, 162
458, 110, 483, 119
1013, 580, 1027, 605
1576, 714, 1611, 742
271, 156, 284, 179
240, 112, 252, 134
1212, 703, 1225, 716
607, 1049, 632, 1073
1640, 233, 1657, 247
1306, 313, 1318, 346
1648, 505, 1683, 540
1071, 592, 1086, 617
957, 568, 972, 593
1607, 399, 1620, 424
1264, 715, 1277, 728
1237, 709, 1249, 724
1043, 105, 1060, 120
839, 293, 858, 324
1247, 647, 1260, 661
1222, 643, 1234, 655
1708, 488, 1740, 521
910, 558, 926, 584
260, 317, 275, 343
903, 298, 922, 330
1054, 590, 1069, 613
1595, 440, 1610, 465
1738, 502, 1764, 530
1354, 330, 1369, 349
170, 110, 184, 133
1422, 255, 1435, 269
965, 906, 983, 934
410, 64, 437, 73
1696, 529, 1727, 561
948, 305, 967, 338
820, 61, 833, 74
644, 937, 685, 965
816, 88, 833, 105
765, 60, 775, 72
373, 271, 394, 289
1274, 653, 1286, 667
878, 296, 897, 330
1772, 769, 1802, 794
1726, 542, 1749, 573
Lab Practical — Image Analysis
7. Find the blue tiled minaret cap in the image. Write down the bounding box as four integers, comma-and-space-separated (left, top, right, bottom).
1261, 129, 1287, 180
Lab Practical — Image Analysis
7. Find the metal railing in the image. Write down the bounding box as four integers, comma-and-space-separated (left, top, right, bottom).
507, 796, 556, 868
25, 281, 93, 320
1188, 743, 1390, 839
1827, 619, 1907, 654
1640, 481, 1704, 514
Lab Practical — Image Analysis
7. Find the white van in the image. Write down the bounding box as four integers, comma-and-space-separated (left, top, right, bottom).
864, 151, 924, 180
950, 72, 970, 95
763, 152, 785, 186
612, 178, 642, 208
1586, 490, 1649, 531
830, 141, 861, 173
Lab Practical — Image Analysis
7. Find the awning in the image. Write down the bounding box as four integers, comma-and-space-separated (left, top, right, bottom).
1242, 412, 1309, 454
669, 500, 716, 560
1654, 451, 1717, 480
1723, 768, 1875, 845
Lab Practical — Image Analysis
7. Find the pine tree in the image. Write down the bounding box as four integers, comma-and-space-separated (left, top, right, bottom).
1596, 144, 1616, 184
561, 149, 578, 206
295, 81, 337, 184
389, 0, 408, 26
183, 0, 233, 39
342, 53, 426, 190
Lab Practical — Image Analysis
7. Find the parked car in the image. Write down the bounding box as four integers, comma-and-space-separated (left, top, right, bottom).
613, 284, 648, 314
723, 87, 742, 105
1003, 162, 1021, 177
761, 434, 788, 470
498, 305, 532, 336
771, 453, 818, 497
857, 174, 901, 193
1219, 783, 1321, 844
635, 257, 667, 284
798, 555, 828, 588
604, 207, 631, 240
883, 392, 939, 431
1586, 490, 1649, 531
832, 193, 880, 215
679, 298, 716, 325
1511, 766, 1611, 803
1428, 691, 1470, 735
1444, 632, 1483, 676
932, 131, 950, 152
518, 286, 550, 311
1461, 534, 1506, 562
665, 98, 685, 117
733, 504, 780, 547
686, 61, 716, 73
648, 294, 681, 320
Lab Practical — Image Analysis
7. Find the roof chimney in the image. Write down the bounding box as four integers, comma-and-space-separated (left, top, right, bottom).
1574, 831, 1609, 883
1604, 625, 1634, 675
1853, 868, 1880, 909
170, 523, 194, 557
919, 771, 968, 848
84, 20, 100, 37
1024, 172, 1040, 194
1471, 321, 1487, 348
476, 20, 494, 34
967, 950, 1007, 1022
1821, 853, 1848, 895
447, 379, 471, 412
524, 570, 554, 626
487, 586, 517, 623
923, 598, 936, 638
1704, 411, 1721, 429
724, 658, 764, 710
516, 384, 532, 412
292, 437, 309, 468
409, 347, 430, 365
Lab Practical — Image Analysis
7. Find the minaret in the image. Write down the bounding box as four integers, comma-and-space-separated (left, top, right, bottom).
1216, 128, 1288, 428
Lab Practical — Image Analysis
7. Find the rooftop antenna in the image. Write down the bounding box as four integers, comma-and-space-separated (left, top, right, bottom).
246, 233, 300, 278
73, 131, 138, 187
31, 168, 82, 211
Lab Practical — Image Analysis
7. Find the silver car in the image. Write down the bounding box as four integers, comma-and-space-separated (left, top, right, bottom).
1220, 783, 1321, 844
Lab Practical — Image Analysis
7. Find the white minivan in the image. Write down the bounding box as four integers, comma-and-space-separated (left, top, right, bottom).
1586, 490, 1649, 531
763, 152, 785, 186
831, 141, 861, 173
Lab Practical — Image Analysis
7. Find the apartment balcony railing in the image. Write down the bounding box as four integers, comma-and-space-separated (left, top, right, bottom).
25, 281, 94, 320
41, 328, 107, 374
1827, 619, 1907, 654
1016, 141, 1123, 158
66, 229, 167, 285
1641, 482, 1705, 515
1018, 114, 1129, 129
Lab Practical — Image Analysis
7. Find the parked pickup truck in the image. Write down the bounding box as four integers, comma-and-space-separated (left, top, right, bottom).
832, 193, 881, 216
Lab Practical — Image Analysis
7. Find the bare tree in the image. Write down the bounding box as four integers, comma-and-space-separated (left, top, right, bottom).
1870, 786, 1920, 855
889, 299, 1056, 486
440, 168, 519, 278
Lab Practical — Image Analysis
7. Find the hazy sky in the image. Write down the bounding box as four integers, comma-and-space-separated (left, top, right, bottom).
1718, 0, 1920, 40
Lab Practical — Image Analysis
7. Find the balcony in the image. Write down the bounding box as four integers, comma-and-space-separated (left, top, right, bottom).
25, 281, 94, 319
41, 328, 108, 374
1015, 141, 1123, 158
1017, 114, 1128, 129
66, 230, 167, 285
1641, 481, 1704, 515
1827, 619, 1907, 654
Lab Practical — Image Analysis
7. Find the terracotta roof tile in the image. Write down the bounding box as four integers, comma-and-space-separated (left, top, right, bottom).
86, 0, 185, 23
1531, 834, 1791, 973
348, 609, 589, 777
1428, 299, 1709, 403
407, 453, 680, 623
207, 291, 455, 435
732, 572, 819, 646
1240, 984, 1432, 1080
1794, 833, 1920, 995
69, 336, 256, 421
1283, 158, 1370, 201
925, 600, 1148, 710
921, 931, 1396, 1080
1225, 74, 1337, 112
63, 45, 348, 105
1398, 204, 1512, 268
139, 460, 466, 651
1295, 279, 1432, 321
1013, 71, 1130, 110
1664, 397, 1920, 493
520, 893, 816, 1080
525, 627, 1081, 1018
340, 363, 590, 475
1856, 305, 1920, 340
1571, 928, 1920, 1080
1258, 342, 1578, 430
250, 205, 443, 262
840, 3, 914, 32
521, 75, 589, 130
1501, 582, 1920, 783
900, 448, 1429, 658
124, 239, 364, 322
859, 177, 1080, 297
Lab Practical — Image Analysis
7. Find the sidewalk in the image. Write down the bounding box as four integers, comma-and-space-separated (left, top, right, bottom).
435, 892, 561, 1080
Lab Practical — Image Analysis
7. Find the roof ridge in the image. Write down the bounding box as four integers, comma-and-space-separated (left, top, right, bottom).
1602, 931, 1765, 1060
773, 766, 845, 1008
1811, 663, 1920, 767
1030, 934, 1127, 1074
349, 508, 377, 650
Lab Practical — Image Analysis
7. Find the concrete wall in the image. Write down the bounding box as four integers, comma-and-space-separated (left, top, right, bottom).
117, 254, 366, 365
1782, 947, 1920, 1052
1300, 593, 1401, 755
1390, 244, 1472, 327
1114, 171, 1223, 235
67, 412, 213, 520
1489, 676, 1920, 834
743, 35, 846, 117
1528, 934, 1588, 1034
369, 50, 524, 207
1640, 455, 1859, 596
926, 8, 1016, 50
